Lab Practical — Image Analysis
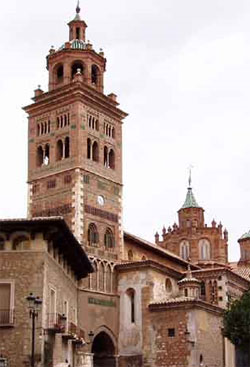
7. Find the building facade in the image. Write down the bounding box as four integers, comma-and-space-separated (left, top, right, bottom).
0, 3, 250, 367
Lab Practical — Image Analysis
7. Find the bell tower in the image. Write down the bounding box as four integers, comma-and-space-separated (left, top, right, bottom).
24, 3, 127, 262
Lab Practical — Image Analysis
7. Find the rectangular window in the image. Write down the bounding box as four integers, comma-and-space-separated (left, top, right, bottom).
0, 282, 14, 325
47, 180, 56, 189
168, 328, 175, 337
83, 175, 90, 184
48, 287, 56, 327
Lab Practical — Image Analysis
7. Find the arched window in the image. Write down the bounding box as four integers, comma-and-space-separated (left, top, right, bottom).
95, 119, 99, 131
104, 228, 115, 250
65, 137, 70, 158
106, 265, 112, 293
199, 239, 211, 260
36, 146, 43, 167
48, 120, 51, 133
180, 240, 190, 260
109, 149, 115, 169
126, 288, 136, 323
91, 261, 97, 290
57, 117, 60, 129
104, 146, 108, 167
128, 249, 133, 261
88, 223, 99, 246
56, 65, 64, 83
0, 237, 5, 251
91, 65, 99, 85
13, 236, 30, 250
44, 144, 50, 165
37, 124, 40, 136
71, 61, 84, 79
112, 127, 115, 139
56, 140, 63, 161
87, 138, 92, 159
165, 278, 172, 293
200, 281, 206, 298
99, 262, 105, 292
41, 122, 44, 135
92, 141, 99, 162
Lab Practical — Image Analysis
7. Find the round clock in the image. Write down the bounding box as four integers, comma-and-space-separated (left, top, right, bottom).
97, 195, 105, 206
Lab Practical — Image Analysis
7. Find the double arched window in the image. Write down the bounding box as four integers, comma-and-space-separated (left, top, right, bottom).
36, 144, 50, 167
199, 239, 211, 260
180, 240, 190, 260
88, 223, 99, 247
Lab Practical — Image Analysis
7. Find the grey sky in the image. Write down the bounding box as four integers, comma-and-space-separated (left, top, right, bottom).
1, 0, 250, 261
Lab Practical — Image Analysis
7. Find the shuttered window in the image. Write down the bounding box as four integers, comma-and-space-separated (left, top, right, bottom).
0, 283, 12, 324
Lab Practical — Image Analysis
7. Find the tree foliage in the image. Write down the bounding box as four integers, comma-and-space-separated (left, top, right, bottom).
223, 291, 250, 350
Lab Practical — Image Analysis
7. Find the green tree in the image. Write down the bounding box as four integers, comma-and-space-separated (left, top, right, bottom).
223, 291, 250, 351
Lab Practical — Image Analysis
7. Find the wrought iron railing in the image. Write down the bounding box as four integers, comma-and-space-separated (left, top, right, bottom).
0, 309, 14, 326
46, 313, 66, 332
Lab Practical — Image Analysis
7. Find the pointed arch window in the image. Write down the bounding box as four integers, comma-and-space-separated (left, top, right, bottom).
199, 239, 211, 260
99, 262, 105, 292
180, 240, 190, 260
126, 288, 136, 323
88, 223, 99, 247
104, 228, 115, 250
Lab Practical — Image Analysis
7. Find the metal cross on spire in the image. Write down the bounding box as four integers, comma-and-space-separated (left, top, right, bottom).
76, 0, 81, 14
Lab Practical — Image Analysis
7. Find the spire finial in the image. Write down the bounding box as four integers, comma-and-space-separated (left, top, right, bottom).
188, 165, 193, 188
76, 0, 80, 14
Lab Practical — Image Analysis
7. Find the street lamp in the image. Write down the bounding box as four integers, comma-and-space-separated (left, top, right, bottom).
26, 293, 42, 367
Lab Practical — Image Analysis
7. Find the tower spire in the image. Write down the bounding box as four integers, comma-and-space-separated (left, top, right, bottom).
76, 0, 80, 14
188, 165, 193, 188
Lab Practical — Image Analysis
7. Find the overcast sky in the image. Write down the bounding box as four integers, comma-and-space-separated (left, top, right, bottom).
1, 0, 250, 261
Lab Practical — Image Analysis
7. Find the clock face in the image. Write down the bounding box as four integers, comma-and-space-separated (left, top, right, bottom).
97, 195, 105, 206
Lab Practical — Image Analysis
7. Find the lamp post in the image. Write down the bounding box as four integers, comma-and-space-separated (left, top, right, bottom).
26, 293, 42, 367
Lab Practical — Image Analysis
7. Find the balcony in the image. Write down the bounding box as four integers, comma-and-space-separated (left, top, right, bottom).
0, 309, 14, 327
46, 313, 66, 333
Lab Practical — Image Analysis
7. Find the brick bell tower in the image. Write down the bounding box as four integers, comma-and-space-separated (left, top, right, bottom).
24, 2, 127, 262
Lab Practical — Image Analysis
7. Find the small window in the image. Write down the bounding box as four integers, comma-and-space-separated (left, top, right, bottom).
36, 146, 44, 167
109, 149, 115, 169
92, 141, 99, 162
168, 328, 175, 337
184, 288, 188, 297
165, 278, 172, 293
64, 175, 72, 184
91, 65, 99, 85
47, 180, 56, 189
72, 62, 84, 79
83, 175, 90, 184
76, 27, 80, 39
126, 288, 135, 323
87, 138, 91, 160
200, 281, 206, 297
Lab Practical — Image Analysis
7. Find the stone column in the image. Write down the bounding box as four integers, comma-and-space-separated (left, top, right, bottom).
76, 352, 94, 367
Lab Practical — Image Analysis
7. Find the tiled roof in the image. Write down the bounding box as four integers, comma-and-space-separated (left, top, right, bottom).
124, 231, 200, 269
182, 187, 200, 209
239, 230, 250, 240
230, 262, 250, 280
150, 296, 196, 306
